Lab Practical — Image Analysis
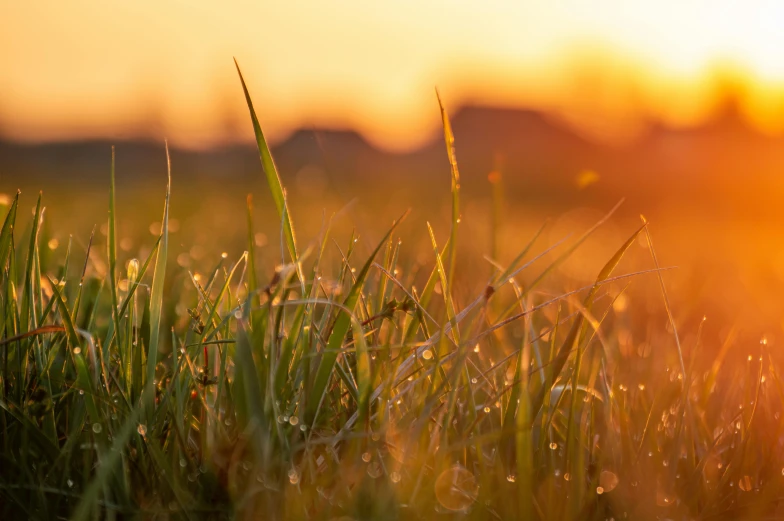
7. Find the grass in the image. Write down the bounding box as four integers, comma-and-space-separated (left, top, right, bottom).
2, 66, 784, 521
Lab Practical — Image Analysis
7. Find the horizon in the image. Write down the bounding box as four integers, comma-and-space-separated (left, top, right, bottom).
4, 1, 784, 151
0, 85, 769, 154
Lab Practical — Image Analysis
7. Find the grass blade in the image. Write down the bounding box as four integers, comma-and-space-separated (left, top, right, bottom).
145, 143, 171, 415
306, 211, 409, 424
235, 59, 300, 273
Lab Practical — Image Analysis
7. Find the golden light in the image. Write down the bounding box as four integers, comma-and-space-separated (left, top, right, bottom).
2, 1, 784, 150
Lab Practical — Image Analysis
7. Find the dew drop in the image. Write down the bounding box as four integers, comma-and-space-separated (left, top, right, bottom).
599, 470, 619, 493
367, 462, 383, 479
422, 350, 433, 360
390, 471, 402, 483
91, 423, 102, 434
549, 442, 558, 450
137, 424, 147, 436
362, 452, 372, 463
73, 347, 82, 355
506, 474, 516, 483
434, 465, 479, 511
596, 486, 604, 495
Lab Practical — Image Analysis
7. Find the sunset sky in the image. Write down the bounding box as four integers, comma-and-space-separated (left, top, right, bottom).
3, 1, 784, 150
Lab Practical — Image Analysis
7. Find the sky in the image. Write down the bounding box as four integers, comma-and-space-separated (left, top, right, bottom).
2, 1, 784, 150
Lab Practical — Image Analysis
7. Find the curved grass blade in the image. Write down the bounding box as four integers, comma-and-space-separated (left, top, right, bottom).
436, 89, 460, 291
306, 210, 409, 424
532, 221, 646, 419
145, 143, 171, 416
234, 59, 300, 273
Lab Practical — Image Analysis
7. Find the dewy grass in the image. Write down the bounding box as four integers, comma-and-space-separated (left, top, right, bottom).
2, 70, 784, 521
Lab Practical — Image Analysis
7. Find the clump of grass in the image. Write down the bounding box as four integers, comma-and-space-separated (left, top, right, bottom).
2, 65, 784, 521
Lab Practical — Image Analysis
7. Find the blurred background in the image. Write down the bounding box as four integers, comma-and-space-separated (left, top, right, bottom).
2, 1, 784, 349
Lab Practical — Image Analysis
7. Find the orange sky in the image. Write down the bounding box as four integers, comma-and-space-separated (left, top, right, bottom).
3, 1, 784, 150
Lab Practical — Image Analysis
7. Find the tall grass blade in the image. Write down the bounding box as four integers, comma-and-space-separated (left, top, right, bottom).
107, 146, 121, 353
145, 143, 171, 414
234, 59, 300, 272
436, 89, 460, 291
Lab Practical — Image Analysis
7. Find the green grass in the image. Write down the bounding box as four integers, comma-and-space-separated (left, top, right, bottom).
2, 68, 784, 521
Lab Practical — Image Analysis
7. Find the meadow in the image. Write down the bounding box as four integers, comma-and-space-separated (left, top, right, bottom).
2, 65, 784, 520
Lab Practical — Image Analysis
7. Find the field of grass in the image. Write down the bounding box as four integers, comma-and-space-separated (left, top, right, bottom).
3, 65, 784, 520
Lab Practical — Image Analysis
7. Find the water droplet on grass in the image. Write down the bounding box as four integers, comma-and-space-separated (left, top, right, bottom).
92, 423, 102, 434
434, 465, 479, 511
137, 424, 147, 436
367, 462, 383, 479
599, 470, 619, 493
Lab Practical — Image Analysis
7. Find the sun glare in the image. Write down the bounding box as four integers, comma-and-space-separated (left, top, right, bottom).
2, 1, 784, 149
